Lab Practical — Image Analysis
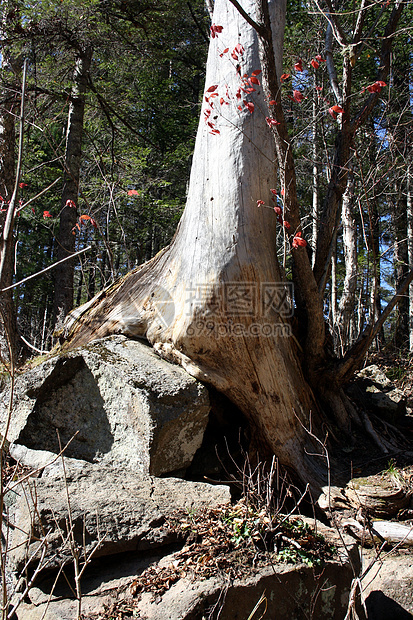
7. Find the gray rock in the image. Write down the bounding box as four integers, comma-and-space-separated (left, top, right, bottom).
8, 461, 230, 574
362, 549, 413, 618
134, 562, 357, 620
11, 521, 360, 620
349, 364, 407, 422
357, 365, 392, 389
1, 336, 210, 476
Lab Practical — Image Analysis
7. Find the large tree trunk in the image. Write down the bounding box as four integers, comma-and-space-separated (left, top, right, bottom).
61, 0, 327, 486
53, 46, 92, 327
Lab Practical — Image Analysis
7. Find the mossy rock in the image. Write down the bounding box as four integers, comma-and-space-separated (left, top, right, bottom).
345, 472, 411, 517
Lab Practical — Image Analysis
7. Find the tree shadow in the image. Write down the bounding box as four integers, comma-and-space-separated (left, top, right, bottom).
366, 590, 413, 620
17, 356, 114, 461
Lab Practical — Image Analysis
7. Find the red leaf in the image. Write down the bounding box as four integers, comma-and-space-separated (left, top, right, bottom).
234, 43, 244, 55
315, 86, 323, 91
270, 189, 277, 195
210, 24, 223, 38
251, 70, 262, 76
266, 116, 280, 127
210, 129, 220, 135
244, 101, 254, 113
328, 105, 344, 119
236, 87, 241, 100
292, 89, 304, 103
310, 59, 319, 69
231, 51, 238, 60
237, 105, 242, 111
19, 182, 28, 188
79, 214, 91, 223
283, 220, 291, 229
269, 100, 276, 105
274, 206, 282, 216
367, 80, 387, 94
280, 73, 290, 82
249, 76, 260, 85
245, 88, 256, 93
206, 84, 218, 93
294, 59, 303, 72
257, 200, 265, 207
127, 189, 139, 196
315, 54, 326, 62
90, 218, 98, 228
292, 231, 307, 248
43, 210, 52, 219
65, 199, 76, 208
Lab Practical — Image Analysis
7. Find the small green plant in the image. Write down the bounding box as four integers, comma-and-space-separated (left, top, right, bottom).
231, 519, 251, 546
383, 459, 404, 485
277, 546, 321, 567
385, 366, 407, 382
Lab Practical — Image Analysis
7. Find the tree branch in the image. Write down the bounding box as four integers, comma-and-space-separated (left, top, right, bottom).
227, 0, 265, 35
0, 59, 27, 283
334, 268, 413, 385
0, 245, 92, 293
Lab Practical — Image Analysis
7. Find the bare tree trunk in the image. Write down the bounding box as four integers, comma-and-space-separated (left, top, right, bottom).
336, 167, 357, 354
408, 166, 413, 352
311, 80, 319, 266
53, 46, 92, 327
0, 10, 21, 359
61, 0, 326, 487
391, 187, 409, 348
331, 246, 337, 332
58, 0, 405, 485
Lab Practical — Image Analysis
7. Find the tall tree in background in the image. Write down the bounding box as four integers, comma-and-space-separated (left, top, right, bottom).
53, 45, 92, 326
388, 42, 411, 349
0, 4, 22, 359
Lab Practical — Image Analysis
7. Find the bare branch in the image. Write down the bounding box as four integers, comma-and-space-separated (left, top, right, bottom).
0, 245, 92, 293
334, 268, 413, 384
227, 0, 264, 34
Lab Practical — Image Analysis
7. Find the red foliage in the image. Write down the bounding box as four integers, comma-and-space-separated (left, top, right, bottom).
210, 24, 223, 38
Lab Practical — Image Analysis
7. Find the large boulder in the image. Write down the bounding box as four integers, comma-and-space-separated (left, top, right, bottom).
1, 336, 211, 476
8, 460, 231, 574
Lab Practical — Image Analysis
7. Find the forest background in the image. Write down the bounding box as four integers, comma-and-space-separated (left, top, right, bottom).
0, 0, 412, 364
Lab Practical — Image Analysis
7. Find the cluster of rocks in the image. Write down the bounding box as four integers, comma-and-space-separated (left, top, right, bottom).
0, 337, 408, 619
